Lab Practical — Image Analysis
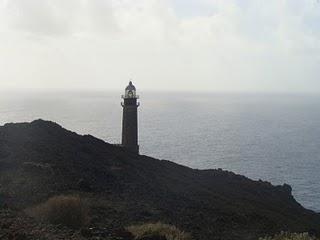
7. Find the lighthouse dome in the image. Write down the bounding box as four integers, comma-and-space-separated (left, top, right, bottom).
126, 81, 136, 91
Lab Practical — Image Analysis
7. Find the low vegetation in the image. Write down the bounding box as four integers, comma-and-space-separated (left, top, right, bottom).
3, 120, 320, 239
27, 195, 89, 229
259, 232, 318, 240
127, 222, 192, 240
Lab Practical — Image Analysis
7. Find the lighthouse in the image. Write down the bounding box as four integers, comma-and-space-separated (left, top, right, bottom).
121, 81, 140, 154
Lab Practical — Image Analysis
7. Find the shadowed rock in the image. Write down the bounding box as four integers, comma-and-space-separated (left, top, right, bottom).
0, 119, 320, 240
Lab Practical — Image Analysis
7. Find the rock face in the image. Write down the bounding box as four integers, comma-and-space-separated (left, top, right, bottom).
0, 119, 320, 240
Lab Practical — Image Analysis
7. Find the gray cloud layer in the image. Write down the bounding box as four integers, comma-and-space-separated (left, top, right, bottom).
0, 0, 319, 92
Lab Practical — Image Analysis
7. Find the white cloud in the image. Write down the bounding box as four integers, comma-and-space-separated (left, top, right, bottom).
0, 0, 319, 92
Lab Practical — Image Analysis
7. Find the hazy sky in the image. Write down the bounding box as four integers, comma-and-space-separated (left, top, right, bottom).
0, 0, 319, 92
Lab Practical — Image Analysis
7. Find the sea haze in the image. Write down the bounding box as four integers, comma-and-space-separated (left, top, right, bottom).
0, 90, 319, 212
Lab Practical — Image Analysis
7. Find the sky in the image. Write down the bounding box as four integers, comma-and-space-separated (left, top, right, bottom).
0, 0, 319, 92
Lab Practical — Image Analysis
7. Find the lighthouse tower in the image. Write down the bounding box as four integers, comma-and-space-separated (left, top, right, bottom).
121, 81, 140, 154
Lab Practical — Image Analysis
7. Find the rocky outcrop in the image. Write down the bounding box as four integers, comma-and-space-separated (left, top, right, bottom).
0, 120, 320, 240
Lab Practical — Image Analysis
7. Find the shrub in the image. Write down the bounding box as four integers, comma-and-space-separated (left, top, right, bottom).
259, 232, 317, 240
127, 222, 192, 240
28, 195, 89, 229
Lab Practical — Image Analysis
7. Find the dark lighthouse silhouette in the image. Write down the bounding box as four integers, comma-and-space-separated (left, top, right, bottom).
121, 81, 140, 154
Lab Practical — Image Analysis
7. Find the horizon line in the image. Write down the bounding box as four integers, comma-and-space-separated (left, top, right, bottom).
1, 87, 320, 95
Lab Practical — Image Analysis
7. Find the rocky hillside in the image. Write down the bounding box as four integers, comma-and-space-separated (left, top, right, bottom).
0, 120, 319, 240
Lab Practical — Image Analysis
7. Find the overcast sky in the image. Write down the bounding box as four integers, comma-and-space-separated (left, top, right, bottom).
0, 0, 319, 92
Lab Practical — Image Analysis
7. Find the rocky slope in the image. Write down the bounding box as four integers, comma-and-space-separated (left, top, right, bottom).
0, 120, 319, 240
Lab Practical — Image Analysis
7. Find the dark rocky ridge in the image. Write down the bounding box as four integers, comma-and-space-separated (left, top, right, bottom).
0, 119, 319, 240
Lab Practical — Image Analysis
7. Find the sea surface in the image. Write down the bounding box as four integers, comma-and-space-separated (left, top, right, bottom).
0, 90, 320, 212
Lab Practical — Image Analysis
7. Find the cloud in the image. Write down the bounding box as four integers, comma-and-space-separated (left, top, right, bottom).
0, 0, 319, 92
0, 0, 117, 36
1, 0, 73, 35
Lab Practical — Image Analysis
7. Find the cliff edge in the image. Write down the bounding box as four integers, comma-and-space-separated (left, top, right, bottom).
0, 120, 319, 240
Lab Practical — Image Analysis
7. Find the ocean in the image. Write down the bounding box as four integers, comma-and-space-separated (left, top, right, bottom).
0, 90, 319, 212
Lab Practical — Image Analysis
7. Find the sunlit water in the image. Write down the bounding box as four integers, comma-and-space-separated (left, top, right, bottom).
0, 91, 319, 212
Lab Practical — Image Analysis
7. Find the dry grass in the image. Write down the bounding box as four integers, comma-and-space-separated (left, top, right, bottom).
259, 232, 317, 240
27, 195, 89, 229
127, 222, 192, 240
